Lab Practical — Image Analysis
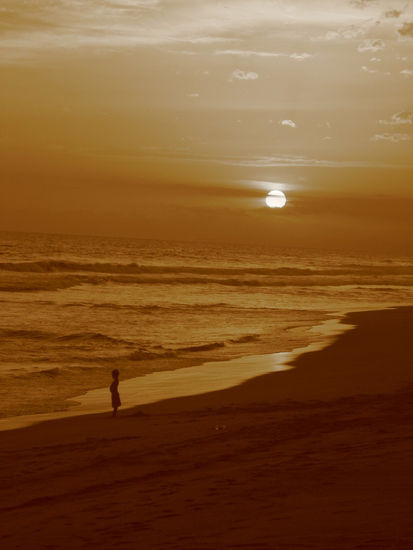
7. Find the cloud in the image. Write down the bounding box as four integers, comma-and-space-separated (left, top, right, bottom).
369, 57, 381, 62
358, 38, 385, 52
215, 50, 312, 61
231, 69, 258, 80
384, 9, 403, 19
289, 52, 313, 61
217, 50, 283, 58
371, 133, 411, 143
1, 0, 396, 65
398, 22, 413, 37
0, 3, 236, 63
280, 120, 297, 128
322, 31, 340, 41
379, 112, 413, 125
361, 65, 378, 73
340, 25, 369, 39
2, 0, 408, 69
400, 69, 413, 77
350, 0, 376, 7
317, 23, 368, 42
0, 1, 276, 62
219, 154, 406, 168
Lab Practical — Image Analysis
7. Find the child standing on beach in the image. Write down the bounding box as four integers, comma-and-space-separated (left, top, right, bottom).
110, 369, 121, 417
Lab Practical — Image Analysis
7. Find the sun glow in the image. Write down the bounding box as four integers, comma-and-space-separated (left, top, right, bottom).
265, 190, 287, 208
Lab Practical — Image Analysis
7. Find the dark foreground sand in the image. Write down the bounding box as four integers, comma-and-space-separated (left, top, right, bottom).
1, 307, 413, 549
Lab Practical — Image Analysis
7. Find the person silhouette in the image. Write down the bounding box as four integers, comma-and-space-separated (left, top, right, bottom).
110, 369, 121, 417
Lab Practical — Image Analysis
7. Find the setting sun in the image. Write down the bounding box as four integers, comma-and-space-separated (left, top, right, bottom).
265, 190, 287, 208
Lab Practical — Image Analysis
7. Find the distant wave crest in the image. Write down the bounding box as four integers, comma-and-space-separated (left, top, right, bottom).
178, 342, 226, 353
1, 328, 133, 347
0, 259, 316, 275
1, 259, 412, 293
2, 259, 412, 277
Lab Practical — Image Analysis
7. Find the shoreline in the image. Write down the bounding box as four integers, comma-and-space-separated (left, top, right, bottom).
0, 310, 352, 432
137, 305, 413, 414
0, 309, 329, 420
1, 306, 413, 549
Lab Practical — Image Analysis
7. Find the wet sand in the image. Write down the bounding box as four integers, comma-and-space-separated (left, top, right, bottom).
0, 315, 348, 432
1, 306, 412, 549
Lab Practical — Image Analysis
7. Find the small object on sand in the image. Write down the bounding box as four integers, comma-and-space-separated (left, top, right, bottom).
215, 424, 227, 431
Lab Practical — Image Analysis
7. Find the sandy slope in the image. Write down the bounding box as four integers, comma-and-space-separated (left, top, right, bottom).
0, 307, 412, 549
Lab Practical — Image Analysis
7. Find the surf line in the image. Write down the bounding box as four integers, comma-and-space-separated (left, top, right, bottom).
0, 313, 354, 432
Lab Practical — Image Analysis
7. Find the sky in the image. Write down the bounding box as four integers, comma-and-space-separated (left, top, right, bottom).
1, 0, 413, 253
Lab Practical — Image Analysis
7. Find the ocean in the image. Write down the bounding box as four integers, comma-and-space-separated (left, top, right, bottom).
1, 231, 412, 418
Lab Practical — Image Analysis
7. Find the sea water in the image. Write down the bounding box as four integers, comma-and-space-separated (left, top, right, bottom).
0, 231, 412, 417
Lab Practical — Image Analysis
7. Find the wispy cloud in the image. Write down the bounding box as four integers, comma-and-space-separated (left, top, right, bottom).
400, 69, 413, 77
215, 50, 313, 60
350, 0, 376, 8
219, 153, 410, 168
290, 52, 313, 60
371, 133, 411, 143
315, 23, 369, 42
379, 112, 413, 125
358, 38, 385, 52
231, 69, 259, 80
361, 65, 378, 73
216, 50, 283, 58
280, 120, 297, 128
1, 0, 406, 64
0, 0, 260, 62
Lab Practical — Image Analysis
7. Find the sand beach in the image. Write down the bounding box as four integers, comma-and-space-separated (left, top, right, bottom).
1, 306, 412, 549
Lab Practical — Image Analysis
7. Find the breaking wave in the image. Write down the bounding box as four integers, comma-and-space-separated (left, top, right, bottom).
1, 259, 412, 276
55, 332, 133, 346
1, 326, 262, 360
1, 260, 412, 294
127, 349, 177, 361
1, 328, 133, 347
63, 302, 234, 312
2, 275, 413, 294
119, 334, 263, 360
177, 342, 226, 353
230, 334, 260, 344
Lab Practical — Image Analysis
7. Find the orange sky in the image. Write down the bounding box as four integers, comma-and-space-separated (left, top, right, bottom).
1, 0, 413, 253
